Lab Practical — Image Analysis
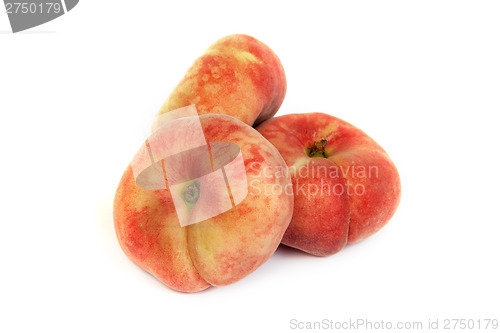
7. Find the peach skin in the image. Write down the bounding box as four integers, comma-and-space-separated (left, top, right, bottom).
157, 34, 287, 126
256, 113, 401, 256
114, 114, 293, 292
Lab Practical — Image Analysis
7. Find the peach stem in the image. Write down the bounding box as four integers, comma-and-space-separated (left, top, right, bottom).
306, 139, 328, 158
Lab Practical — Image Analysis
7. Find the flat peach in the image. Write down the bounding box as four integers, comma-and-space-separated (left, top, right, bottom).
257, 113, 401, 256
114, 114, 293, 292
159, 34, 286, 126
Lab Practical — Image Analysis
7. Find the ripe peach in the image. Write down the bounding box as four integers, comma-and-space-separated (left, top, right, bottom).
256, 113, 401, 256
158, 34, 287, 126
114, 114, 293, 292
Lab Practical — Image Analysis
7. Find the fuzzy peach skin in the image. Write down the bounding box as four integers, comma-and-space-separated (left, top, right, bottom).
158, 34, 286, 126
256, 113, 401, 256
114, 114, 293, 292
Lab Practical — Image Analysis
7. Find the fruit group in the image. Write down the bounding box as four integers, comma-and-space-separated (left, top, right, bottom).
158, 34, 286, 126
257, 113, 401, 256
114, 114, 293, 292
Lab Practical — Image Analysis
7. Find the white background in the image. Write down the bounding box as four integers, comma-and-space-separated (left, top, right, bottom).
1, 1, 499, 332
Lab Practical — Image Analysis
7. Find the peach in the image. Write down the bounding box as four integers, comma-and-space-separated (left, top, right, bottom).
157, 34, 286, 126
114, 114, 293, 292
256, 113, 401, 256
